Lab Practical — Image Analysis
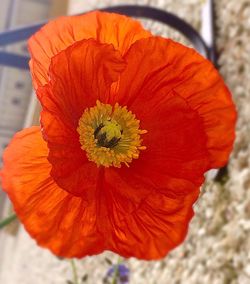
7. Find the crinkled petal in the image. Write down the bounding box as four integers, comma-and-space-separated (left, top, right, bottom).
0, 127, 200, 259
104, 168, 200, 259
113, 37, 236, 170
107, 94, 209, 199
0, 127, 106, 257
28, 11, 151, 89
37, 39, 125, 195
119, 190, 199, 260
38, 39, 126, 125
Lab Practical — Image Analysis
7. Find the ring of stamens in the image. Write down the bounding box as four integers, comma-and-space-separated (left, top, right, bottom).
77, 100, 147, 168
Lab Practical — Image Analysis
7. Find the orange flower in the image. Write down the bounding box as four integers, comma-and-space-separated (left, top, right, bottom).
0, 11, 236, 260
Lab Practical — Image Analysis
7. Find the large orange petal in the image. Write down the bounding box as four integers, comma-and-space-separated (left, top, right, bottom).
107, 94, 208, 200
37, 39, 125, 195
103, 168, 200, 259
113, 37, 236, 169
28, 11, 151, 89
98, 95, 206, 258
115, 190, 199, 260
38, 39, 125, 126
0, 127, 200, 259
0, 127, 106, 257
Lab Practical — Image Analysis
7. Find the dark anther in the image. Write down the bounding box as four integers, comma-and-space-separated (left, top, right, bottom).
96, 133, 107, 147
94, 123, 122, 148
105, 137, 121, 148
94, 123, 104, 139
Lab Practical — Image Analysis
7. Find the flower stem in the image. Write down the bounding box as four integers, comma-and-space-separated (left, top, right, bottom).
70, 259, 79, 284
0, 213, 17, 229
112, 256, 122, 284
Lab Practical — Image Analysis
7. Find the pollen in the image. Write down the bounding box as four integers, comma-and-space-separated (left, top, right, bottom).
77, 100, 147, 167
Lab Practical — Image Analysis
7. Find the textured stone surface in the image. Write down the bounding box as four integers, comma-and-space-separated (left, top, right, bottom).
0, 0, 249, 283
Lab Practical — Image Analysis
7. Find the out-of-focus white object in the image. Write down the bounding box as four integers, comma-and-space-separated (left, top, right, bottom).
201, 0, 214, 48
0, 0, 51, 217
0, 0, 52, 279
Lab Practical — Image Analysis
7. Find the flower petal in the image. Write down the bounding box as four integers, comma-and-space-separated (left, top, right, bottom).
39, 39, 126, 125
28, 11, 151, 89
104, 168, 200, 259
122, 94, 209, 195
113, 37, 236, 169
0, 127, 200, 259
37, 39, 125, 195
119, 190, 199, 259
99, 95, 206, 253
0, 127, 106, 257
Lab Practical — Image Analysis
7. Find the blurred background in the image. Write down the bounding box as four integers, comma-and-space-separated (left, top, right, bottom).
0, 0, 249, 283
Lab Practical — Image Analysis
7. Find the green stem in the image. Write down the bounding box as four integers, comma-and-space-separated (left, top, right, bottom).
70, 259, 79, 284
112, 256, 122, 284
0, 213, 17, 229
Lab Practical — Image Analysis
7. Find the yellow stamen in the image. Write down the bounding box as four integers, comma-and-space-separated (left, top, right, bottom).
77, 100, 147, 167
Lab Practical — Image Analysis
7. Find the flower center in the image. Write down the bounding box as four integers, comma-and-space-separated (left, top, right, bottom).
94, 119, 122, 148
77, 100, 147, 168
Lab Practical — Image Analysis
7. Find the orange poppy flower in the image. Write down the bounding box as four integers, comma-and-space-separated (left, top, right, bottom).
0, 11, 236, 260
